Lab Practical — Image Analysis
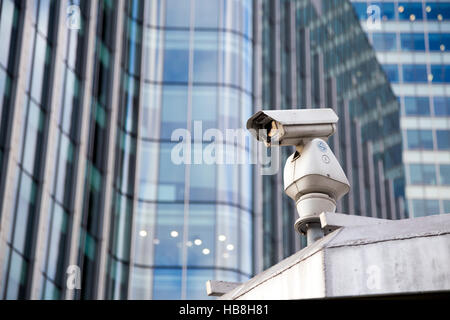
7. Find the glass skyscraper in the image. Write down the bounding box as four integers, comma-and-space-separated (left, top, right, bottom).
351, 0, 450, 218
0, 0, 409, 300
253, 0, 405, 270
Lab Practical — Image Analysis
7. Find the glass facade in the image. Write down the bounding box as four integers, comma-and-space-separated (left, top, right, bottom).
0, 0, 434, 300
125, 0, 254, 300
255, 0, 404, 269
351, 0, 450, 217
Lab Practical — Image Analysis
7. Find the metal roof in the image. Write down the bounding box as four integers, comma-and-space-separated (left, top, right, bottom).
220, 214, 450, 300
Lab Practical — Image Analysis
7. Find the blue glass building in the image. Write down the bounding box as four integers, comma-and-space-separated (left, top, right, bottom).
351, 0, 450, 217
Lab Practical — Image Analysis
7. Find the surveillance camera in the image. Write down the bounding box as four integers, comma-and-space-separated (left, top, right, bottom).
246, 108, 350, 242
246, 108, 338, 147
284, 138, 350, 234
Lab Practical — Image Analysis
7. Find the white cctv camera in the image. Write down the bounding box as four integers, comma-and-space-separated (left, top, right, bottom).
246, 108, 338, 147
247, 108, 350, 242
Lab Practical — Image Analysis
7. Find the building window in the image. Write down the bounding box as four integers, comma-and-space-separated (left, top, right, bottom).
434, 97, 450, 116
194, 0, 219, 28
398, 2, 423, 21
428, 33, 450, 51
165, 0, 190, 28
439, 165, 450, 185
426, 2, 450, 21
403, 64, 428, 83
406, 130, 434, 150
411, 199, 440, 217
193, 31, 218, 83
404, 96, 430, 116
444, 200, 450, 213
436, 130, 450, 150
400, 33, 425, 51
409, 164, 437, 185
382, 64, 399, 83
372, 33, 397, 51
430, 65, 450, 83
163, 31, 190, 83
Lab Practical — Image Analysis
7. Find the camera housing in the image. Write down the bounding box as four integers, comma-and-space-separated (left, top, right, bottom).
247, 108, 350, 243
246, 108, 338, 147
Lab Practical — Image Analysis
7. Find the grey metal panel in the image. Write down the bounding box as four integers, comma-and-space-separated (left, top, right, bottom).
29, 0, 67, 299
64, 0, 98, 300
206, 280, 241, 297
96, 0, 125, 300
0, 0, 34, 288
220, 214, 450, 300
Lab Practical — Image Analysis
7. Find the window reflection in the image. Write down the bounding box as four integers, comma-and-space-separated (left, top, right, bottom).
220, 32, 241, 86
404, 97, 430, 116
189, 157, 216, 201
426, 2, 450, 21
133, 202, 156, 266
403, 64, 428, 83
187, 204, 215, 266
141, 83, 162, 138
382, 64, 398, 83
163, 31, 190, 83
192, 86, 217, 130
186, 269, 214, 300
216, 205, 238, 269
429, 34, 450, 51
194, 0, 219, 28
434, 97, 450, 116
153, 268, 182, 300
138, 141, 159, 201
439, 165, 450, 185
400, 33, 425, 51
436, 130, 450, 150
158, 142, 186, 201
411, 199, 440, 217
409, 164, 437, 185
161, 85, 187, 139
240, 210, 252, 275
406, 130, 434, 150
154, 204, 184, 266
165, 0, 190, 28
193, 32, 218, 83
372, 33, 397, 51
431, 65, 450, 83
398, 2, 423, 20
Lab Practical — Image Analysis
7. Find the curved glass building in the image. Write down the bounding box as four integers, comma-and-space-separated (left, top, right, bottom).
104, 0, 254, 299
